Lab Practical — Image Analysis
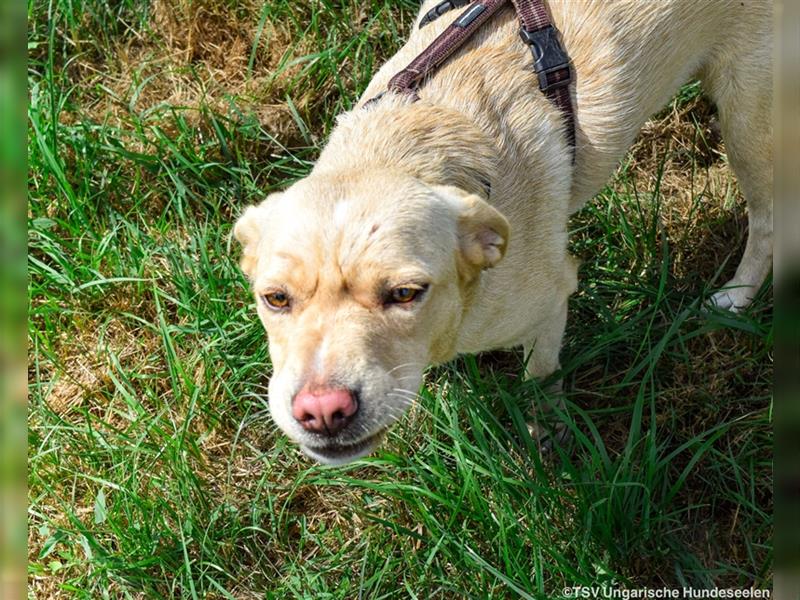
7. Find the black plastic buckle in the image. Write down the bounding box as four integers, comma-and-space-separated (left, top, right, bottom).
518, 25, 571, 92
419, 0, 471, 29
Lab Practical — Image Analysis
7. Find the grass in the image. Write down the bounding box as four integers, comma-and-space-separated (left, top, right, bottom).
27, 0, 772, 597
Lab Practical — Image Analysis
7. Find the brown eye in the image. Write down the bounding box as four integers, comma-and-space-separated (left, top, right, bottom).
263, 291, 290, 310
388, 284, 428, 305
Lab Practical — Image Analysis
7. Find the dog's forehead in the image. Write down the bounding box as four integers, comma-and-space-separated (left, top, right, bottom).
269, 179, 455, 254
266, 177, 457, 266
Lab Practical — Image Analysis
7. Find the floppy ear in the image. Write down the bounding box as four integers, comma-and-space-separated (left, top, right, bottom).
233, 201, 271, 279
433, 185, 510, 271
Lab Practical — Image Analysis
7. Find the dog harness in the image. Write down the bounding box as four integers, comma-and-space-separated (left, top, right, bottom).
367, 0, 575, 158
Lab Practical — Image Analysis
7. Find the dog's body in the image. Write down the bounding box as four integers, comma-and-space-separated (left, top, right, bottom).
235, 0, 772, 463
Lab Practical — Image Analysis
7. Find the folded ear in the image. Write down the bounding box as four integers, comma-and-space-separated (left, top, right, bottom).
233, 199, 273, 279
433, 185, 510, 271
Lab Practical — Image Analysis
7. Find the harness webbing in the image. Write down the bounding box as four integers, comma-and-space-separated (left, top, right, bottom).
367, 0, 576, 161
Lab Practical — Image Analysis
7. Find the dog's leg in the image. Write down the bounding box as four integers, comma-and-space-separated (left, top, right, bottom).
523, 297, 569, 449
702, 35, 773, 311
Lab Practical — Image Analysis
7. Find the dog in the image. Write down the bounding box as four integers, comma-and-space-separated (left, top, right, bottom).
233, 0, 772, 464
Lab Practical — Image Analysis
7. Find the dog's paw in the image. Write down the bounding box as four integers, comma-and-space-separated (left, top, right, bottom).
527, 419, 570, 453
526, 378, 570, 453
708, 282, 756, 313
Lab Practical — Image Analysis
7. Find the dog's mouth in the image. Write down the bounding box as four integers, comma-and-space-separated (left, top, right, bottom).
301, 429, 387, 465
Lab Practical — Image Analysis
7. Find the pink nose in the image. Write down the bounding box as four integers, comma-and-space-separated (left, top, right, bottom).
292, 388, 358, 435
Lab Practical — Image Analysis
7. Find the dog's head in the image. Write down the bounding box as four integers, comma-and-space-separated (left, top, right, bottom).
234, 171, 509, 463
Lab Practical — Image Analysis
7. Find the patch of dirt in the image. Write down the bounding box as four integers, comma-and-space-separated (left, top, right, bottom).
43, 315, 160, 419
65, 0, 314, 156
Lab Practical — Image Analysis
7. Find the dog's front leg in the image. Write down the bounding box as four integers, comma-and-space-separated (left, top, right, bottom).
519, 252, 579, 450
522, 295, 570, 451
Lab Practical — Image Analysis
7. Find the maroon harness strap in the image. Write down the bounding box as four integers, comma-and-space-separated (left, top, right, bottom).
367, 0, 576, 161
386, 0, 510, 99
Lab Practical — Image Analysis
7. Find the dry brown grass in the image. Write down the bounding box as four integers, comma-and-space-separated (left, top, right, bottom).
624, 93, 746, 287
66, 0, 309, 150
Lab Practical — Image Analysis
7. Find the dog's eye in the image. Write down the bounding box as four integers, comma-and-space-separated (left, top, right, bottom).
387, 285, 427, 305
263, 291, 290, 310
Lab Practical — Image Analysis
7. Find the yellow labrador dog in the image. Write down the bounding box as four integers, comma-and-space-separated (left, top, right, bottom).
234, 0, 772, 464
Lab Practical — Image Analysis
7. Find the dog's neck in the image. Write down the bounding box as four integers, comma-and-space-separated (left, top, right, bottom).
314, 96, 500, 200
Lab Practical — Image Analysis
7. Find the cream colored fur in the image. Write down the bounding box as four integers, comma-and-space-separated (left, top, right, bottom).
235, 0, 773, 463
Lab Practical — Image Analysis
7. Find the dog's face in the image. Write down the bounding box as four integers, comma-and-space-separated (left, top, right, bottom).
234, 172, 508, 464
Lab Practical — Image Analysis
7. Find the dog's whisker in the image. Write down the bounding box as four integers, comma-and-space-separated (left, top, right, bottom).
241, 380, 271, 390
386, 398, 413, 406
385, 396, 413, 408
386, 394, 414, 406
386, 361, 426, 373
390, 387, 421, 399
386, 392, 418, 402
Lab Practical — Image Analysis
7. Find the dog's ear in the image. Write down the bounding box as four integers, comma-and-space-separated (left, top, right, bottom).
233, 197, 276, 279
433, 185, 510, 271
